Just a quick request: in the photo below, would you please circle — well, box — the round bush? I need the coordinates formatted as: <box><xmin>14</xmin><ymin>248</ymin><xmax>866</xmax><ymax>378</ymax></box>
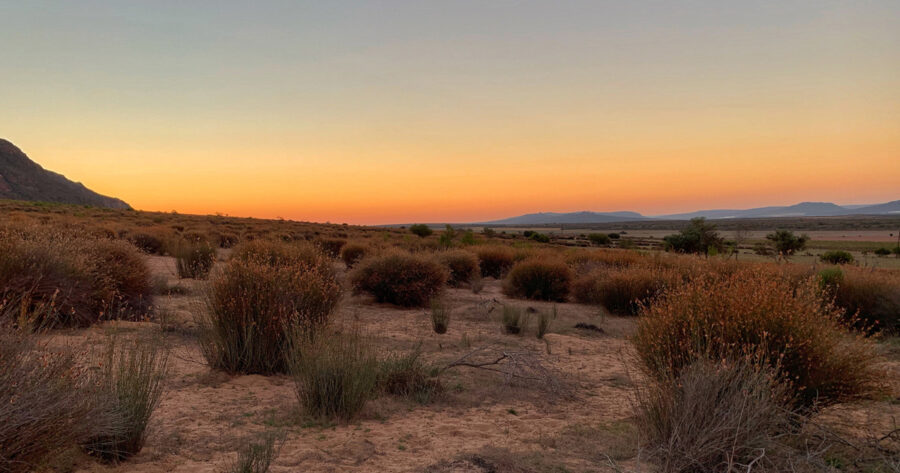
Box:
<box><xmin>350</xmin><ymin>252</ymin><xmax>447</xmax><ymax>307</ymax></box>
<box><xmin>474</xmin><ymin>245</ymin><xmax>516</xmax><ymax>278</ymax></box>
<box><xmin>502</xmin><ymin>258</ymin><xmax>572</xmax><ymax>302</ymax></box>
<box><xmin>202</xmin><ymin>245</ymin><xmax>340</xmax><ymax>374</ymax></box>
<box><xmin>572</xmin><ymin>266</ymin><xmax>678</xmax><ymax>315</ymax></box>
<box><xmin>340</xmin><ymin>242</ymin><xmax>368</xmax><ymax>268</ymax></box>
<box><xmin>821</xmin><ymin>250</ymin><xmax>854</xmax><ymax>265</ymax></box>
<box><xmin>174</xmin><ymin>240</ymin><xmax>216</xmax><ymax>279</ymax></box>
<box><xmin>438</xmin><ymin>250</ymin><xmax>480</xmax><ymax>287</ymax></box>
<box><xmin>634</xmin><ymin>270</ymin><xmax>878</xmax><ymax>406</ymax></box>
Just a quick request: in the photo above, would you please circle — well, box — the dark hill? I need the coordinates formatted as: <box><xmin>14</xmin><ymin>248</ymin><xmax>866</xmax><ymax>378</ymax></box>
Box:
<box><xmin>0</xmin><ymin>139</ymin><xmax>130</xmax><ymax>209</ymax></box>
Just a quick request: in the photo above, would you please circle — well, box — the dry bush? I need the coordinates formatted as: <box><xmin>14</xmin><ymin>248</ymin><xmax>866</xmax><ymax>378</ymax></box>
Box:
<box><xmin>84</xmin><ymin>335</ymin><xmax>168</xmax><ymax>462</ymax></box>
<box><xmin>0</xmin><ymin>326</ymin><xmax>111</xmax><ymax>472</ymax></box>
<box><xmin>438</xmin><ymin>250</ymin><xmax>480</xmax><ymax>287</ymax></box>
<box><xmin>349</xmin><ymin>251</ymin><xmax>447</xmax><ymax>307</ymax></box>
<box><xmin>126</xmin><ymin>230</ymin><xmax>168</xmax><ymax>255</ymax></box>
<box><xmin>224</xmin><ymin>432</ymin><xmax>283</xmax><ymax>473</ymax></box>
<box><xmin>831</xmin><ymin>268</ymin><xmax>900</xmax><ymax>334</ymax></box>
<box><xmin>535</xmin><ymin>306</ymin><xmax>555</xmax><ymax>339</ymax></box>
<box><xmin>637</xmin><ymin>360</ymin><xmax>794</xmax><ymax>473</ymax></box>
<box><xmin>565</xmin><ymin>249</ymin><xmax>643</xmax><ymax>274</ymax></box>
<box><xmin>288</xmin><ymin>330</ymin><xmax>379</xmax><ymax>420</ymax></box>
<box><xmin>340</xmin><ymin>242</ymin><xmax>368</xmax><ymax>268</ymax></box>
<box><xmin>174</xmin><ymin>239</ymin><xmax>216</xmax><ymax>279</ymax></box>
<box><xmin>0</xmin><ymin>230</ymin><xmax>151</xmax><ymax>328</ymax></box>
<box><xmin>316</xmin><ymin>238</ymin><xmax>346</xmax><ymax>259</ymax></box>
<box><xmin>430</xmin><ymin>298</ymin><xmax>451</xmax><ymax>334</ymax></box>
<box><xmin>572</xmin><ymin>265</ymin><xmax>679</xmax><ymax>315</ymax></box>
<box><xmin>202</xmin><ymin>243</ymin><xmax>340</xmax><ymax>374</ymax></box>
<box><xmin>231</xmin><ymin>239</ymin><xmax>324</xmax><ymax>267</ymax></box>
<box><xmin>474</xmin><ymin>245</ymin><xmax>516</xmax><ymax>278</ymax></box>
<box><xmin>634</xmin><ymin>270</ymin><xmax>879</xmax><ymax>406</ymax></box>
<box><xmin>502</xmin><ymin>258</ymin><xmax>572</xmax><ymax>302</ymax></box>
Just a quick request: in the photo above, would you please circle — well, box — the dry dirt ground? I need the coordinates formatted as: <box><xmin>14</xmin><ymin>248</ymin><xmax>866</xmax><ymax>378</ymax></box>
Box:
<box><xmin>44</xmin><ymin>254</ymin><xmax>900</xmax><ymax>473</ymax></box>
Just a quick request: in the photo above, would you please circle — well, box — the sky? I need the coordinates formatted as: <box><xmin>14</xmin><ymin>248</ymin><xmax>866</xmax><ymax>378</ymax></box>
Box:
<box><xmin>1</xmin><ymin>1</ymin><xmax>898</xmax><ymax>225</ymax></box>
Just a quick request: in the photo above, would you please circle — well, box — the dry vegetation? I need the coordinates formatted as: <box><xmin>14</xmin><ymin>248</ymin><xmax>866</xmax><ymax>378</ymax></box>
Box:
<box><xmin>1</xmin><ymin>199</ymin><xmax>899</xmax><ymax>473</ymax></box>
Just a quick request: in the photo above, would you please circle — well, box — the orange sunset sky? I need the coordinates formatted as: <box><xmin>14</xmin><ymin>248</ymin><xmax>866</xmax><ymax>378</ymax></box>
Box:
<box><xmin>1</xmin><ymin>1</ymin><xmax>898</xmax><ymax>225</ymax></box>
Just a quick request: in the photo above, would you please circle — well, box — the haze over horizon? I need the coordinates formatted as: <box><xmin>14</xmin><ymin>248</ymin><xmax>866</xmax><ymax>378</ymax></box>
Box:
<box><xmin>2</xmin><ymin>1</ymin><xmax>899</xmax><ymax>225</ymax></box>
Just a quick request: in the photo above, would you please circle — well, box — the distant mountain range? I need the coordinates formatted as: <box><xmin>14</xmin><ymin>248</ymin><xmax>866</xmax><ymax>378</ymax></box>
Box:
<box><xmin>479</xmin><ymin>200</ymin><xmax>900</xmax><ymax>225</ymax></box>
<box><xmin>0</xmin><ymin>139</ymin><xmax>130</xmax><ymax>209</ymax></box>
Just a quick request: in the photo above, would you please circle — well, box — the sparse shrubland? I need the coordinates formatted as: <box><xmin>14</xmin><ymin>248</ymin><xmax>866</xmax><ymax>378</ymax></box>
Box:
<box><xmin>503</xmin><ymin>258</ymin><xmax>572</xmax><ymax>302</ymax></box>
<box><xmin>201</xmin><ymin>241</ymin><xmax>341</xmax><ymax>374</ymax></box>
<box><xmin>634</xmin><ymin>269</ymin><xmax>879</xmax><ymax>406</ymax></box>
<box><xmin>350</xmin><ymin>251</ymin><xmax>447</xmax><ymax>307</ymax></box>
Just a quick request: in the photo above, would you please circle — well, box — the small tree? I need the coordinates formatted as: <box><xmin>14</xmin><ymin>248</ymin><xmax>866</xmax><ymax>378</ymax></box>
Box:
<box><xmin>765</xmin><ymin>229</ymin><xmax>809</xmax><ymax>257</ymax></box>
<box><xmin>663</xmin><ymin>218</ymin><xmax>724</xmax><ymax>255</ymax></box>
<box><xmin>409</xmin><ymin>224</ymin><xmax>433</xmax><ymax>238</ymax></box>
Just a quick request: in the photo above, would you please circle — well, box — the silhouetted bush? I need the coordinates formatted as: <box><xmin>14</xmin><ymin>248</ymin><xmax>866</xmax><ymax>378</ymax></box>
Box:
<box><xmin>587</xmin><ymin>233</ymin><xmax>611</xmax><ymax>246</ymax></box>
<box><xmin>340</xmin><ymin>242</ymin><xmax>368</xmax><ymax>268</ymax></box>
<box><xmin>409</xmin><ymin>224</ymin><xmax>433</xmax><ymax>238</ymax></box>
<box><xmin>765</xmin><ymin>229</ymin><xmax>809</xmax><ymax>256</ymax></box>
<box><xmin>350</xmin><ymin>252</ymin><xmax>447</xmax><ymax>307</ymax></box>
<box><xmin>663</xmin><ymin>218</ymin><xmax>724</xmax><ymax>255</ymax></box>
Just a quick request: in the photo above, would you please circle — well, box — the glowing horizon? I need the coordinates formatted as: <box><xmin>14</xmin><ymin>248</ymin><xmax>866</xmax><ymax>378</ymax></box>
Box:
<box><xmin>2</xmin><ymin>1</ymin><xmax>898</xmax><ymax>225</ymax></box>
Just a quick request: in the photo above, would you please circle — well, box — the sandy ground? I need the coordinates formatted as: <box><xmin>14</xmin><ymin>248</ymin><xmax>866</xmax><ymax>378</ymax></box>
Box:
<box><xmin>43</xmin><ymin>254</ymin><xmax>900</xmax><ymax>473</ymax></box>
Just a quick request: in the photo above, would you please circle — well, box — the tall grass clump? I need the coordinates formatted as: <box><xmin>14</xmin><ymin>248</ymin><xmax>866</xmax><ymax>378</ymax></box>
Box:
<box><xmin>224</xmin><ymin>432</ymin><xmax>283</xmax><ymax>473</ymax></box>
<box><xmin>288</xmin><ymin>330</ymin><xmax>379</xmax><ymax>420</ymax></box>
<box><xmin>502</xmin><ymin>258</ymin><xmax>572</xmax><ymax>302</ymax></box>
<box><xmin>535</xmin><ymin>306</ymin><xmax>556</xmax><ymax>339</ymax></box>
<box><xmin>572</xmin><ymin>266</ymin><xmax>679</xmax><ymax>315</ymax></box>
<box><xmin>429</xmin><ymin>298</ymin><xmax>451</xmax><ymax>334</ymax></box>
<box><xmin>84</xmin><ymin>336</ymin><xmax>168</xmax><ymax>462</ymax></box>
<box><xmin>201</xmin><ymin>241</ymin><xmax>340</xmax><ymax>374</ymax></box>
<box><xmin>830</xmin><ymin>268</ymin><xmax>900</xmax><ymax>334</ymax></box>
<box><xmin>349</xmin><ymin>252</ymin><xmax>447</xmax><ymax>307</ymax></box>
<box><xmin>340</xmin><ymin>242</ymin><xmax>368</xmax><ymax>268</ymax></box>
<box><xmin>501</xmin><ymin>305</ymin><xmax>527</xmax><ymax>335</ymax></box>
<box><xmin>634</xmin><ymin>270</ymin><xmax>879</xmax><ymax>406</ymax></box>
<box><xmin>438</xmin><ymin>250</ymin><xmax>480</xmax><ymax>287</ymax></box>
<box><xmin>378</xmin><ymin>347</ymin><xmax>442</xmax><ymax>403</ymax></box>
<box><xmin>0</xmin><ymin>325</ymin><xmax>110</xmax><ymax>472</ymax></box>
<box><xmin>0</xmin><ymin>230</ymin><xmax>151</xmax><ymax>328</ymax></box>
<box><xmin>636</xmin><ymin>360</ymin><xmax>793</xmax><ymax>473</ymax></box>
<box><xmin>174</xmin><ymin>239</ymin><xmax>216</xmax><ymax>279</ymax></box>
<box><xmin>474</xmin><ymin>245</ymin><xmax>516</xmax><ymax>278</ymax></box>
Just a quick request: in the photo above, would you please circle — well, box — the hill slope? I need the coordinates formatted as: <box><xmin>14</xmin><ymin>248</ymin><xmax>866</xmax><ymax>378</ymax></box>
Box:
<box><xmin>0</xmin><ymin>139</ymin><xmax>130</xmax><ymax>209</ymax></box>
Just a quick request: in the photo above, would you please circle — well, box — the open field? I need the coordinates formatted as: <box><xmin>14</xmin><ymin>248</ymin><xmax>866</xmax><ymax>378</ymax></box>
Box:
<box><xmin>3</xmin><ymin>202</ymin><xmax>900</xmax><ymax>473</ymax></box>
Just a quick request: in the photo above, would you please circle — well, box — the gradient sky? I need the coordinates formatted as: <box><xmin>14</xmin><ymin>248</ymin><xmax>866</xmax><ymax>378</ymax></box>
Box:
<box><xmin>1</xmin><ymin>1</ymin><xmax>898</xmax><ymax>224</ymax></box>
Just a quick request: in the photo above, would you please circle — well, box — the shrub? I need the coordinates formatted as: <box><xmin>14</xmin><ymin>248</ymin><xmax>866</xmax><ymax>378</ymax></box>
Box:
<box><xmin>608</xmin><ymin>233</ymin><xmax>621</xmax><ymax>240</ymax></box>
<box><xmin>378</xmin><ymin>347</ymin><xmax>442</xmax><ymax>403</ymax></box>
<box><xmin>409</xmin><ymin>224</ymin><xmax>433</xmax><ymax>238</ymax></box>
<box><xmin>663</xmin><ymin>218</ymin><xmax>724</xmax><ymax>255</ymax></box>
<box><xmin>529</xmin><ymin>232</ymin><xmax>550</xmax><ymax>243</ymax></box>
<box><xmin>587</xmin><ymin>233</ymin><xmax>611</xmax><ymax>246</ymax></box>
<box><xmin>289</xmin><ymin>330</ymin><xmax>379</xmax><ymax>420</ymax></box>
<box><xmin>0</xmin><ymin>327</ymin><xmax>109</xmax><ymax>472</ymax></box>
<box><xmin>821</xmin><ymin>250</ymin><xmax>854</xmax><ymax>264</ymax></box>
<box><xmin>637</xmin><ymin>360</ymin><xmax>791</xmax><ymax>473</ymax></box>
<box><xmin>831</xmin><ymin>269</ymin><xmax>900</xmax><ymax>334</ymax></box>
<box><xmin>0</xmin><ymin>232</ymin><xmax>151</xmax><ymax>328</ymax></box>
<box><xmin>174</xmin><ymin>240</ymin><xmax>216</xmax><ymax>279</ymax></box>
<box><xmin>231</xmin><ymin>239</ymin><xmax>323</xmax><ymax>267</ymax></box>
<box><xmin>502</xmin><ymin>258</ymin><xmax>572</xmax><ymax>302</ymax></box>
<box><xmin>430</xmin><ymin>299</ymin><xmax>451</xmax><ymax>334</ymax></box>
<box><xmin>84</xmin><ymin>336</ymin><xmax>168</xmax><ymax>461</ymax></box>
<box><xmin>201</xmin><ymin>244</ymin><xmax>340</xmax><ymax>374</ymax></box>
<box><xmin>565</xmin><ymin>249</ymin><xmax>642</xmax><ymax>274</ymax></box>
<box><xmin>474</xmin><ymin>245</ymin><xmax>516</xmax><ymax>278</ymax></box>
<box><xmin>501</xmin><ymin>305</ymin><xmax>527</xmax><ymax>335</ymax></box>
<box><xmin>874</xmin><ymin>247</ymin><xmax>891</xmax><ymax>256</ymax></box>
<box><xmin>765</xmin><ymin>229</ymin><xmax>809</xmax><ymax>256</ymax></box>
<box><xmin>817</xmin><ymin>267</ymin><xmax>844</xmax><ymax>289</ymax></box>
<box><xmin>634</xmin><ymin>270</ymin><xmax>878</xmax><ymax>406</ymax></box>
<box><xmin>316</xmin><ymin>238</ymin><xmax>346</xmax><ymax>259</ymax></box>
<box><xmin>340</xmin><ymin>242</ymin><xmax>368</xmax><ymax>268</ymax></box>
<box><xmin>349</xmin><ymin>252</ymin><xmax>447</xmax><ymax>307</ymax></box>
<box><xmin>438</xmin><ymin>250</ymin><xmax>480</xmax><ymax>287</ymax></box>
<box><xmin>127</xmin><ymin>231</ymin><xmax>166</xmax><ymax>255</ymax></box>
<box><xmin>572</xmin><ymin>266</ymin><xmax>678</xmax><ymax>315</ymax></box>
